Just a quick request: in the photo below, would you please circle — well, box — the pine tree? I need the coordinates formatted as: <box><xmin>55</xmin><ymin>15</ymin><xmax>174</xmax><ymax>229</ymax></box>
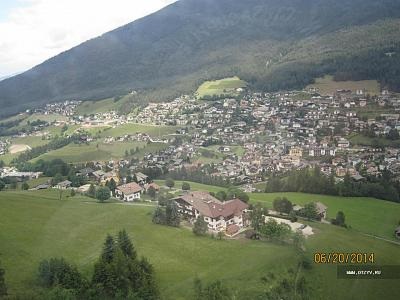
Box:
<box><xmin>166</xmin><ymin>201</ymin><xmax>180</xmax><ymax>227</ymax></box>
<box><xmin>101</xmin><ymin>235</ymin><xmax>116</xmax><ymax>263</ymax></box>
<box><xmin>152</xmin><ymin>206</ymin><xmax>166</xmax><ymax>225</ymax></box>
<box><xmin>137</xmin><ymin>257</ymin><xmax>159</xmax><ymax>300</ymax></box>
<box><xmin>109</xmin><ymin>178</ymin><xmax>117</xmax><ymax>195</ymax></box>
<box><xmin>118</xmin><ymin>229</ymin><xmax>136</xmax><ymax>260</ymax></box>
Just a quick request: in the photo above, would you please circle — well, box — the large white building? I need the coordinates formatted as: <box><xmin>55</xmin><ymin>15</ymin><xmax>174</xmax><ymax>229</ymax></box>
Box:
<box><xmin>174</xmin><ymin>191</ymin><xmax>249</xmax><ymax>234</ymax></box>
<box><xmin>115</xmin><ymin>182</ymin><xmax>142</xmax><ymax>201</ymax></box>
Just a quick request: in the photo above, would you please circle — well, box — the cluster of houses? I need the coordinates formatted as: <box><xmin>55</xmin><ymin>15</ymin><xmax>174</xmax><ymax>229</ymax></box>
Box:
<box><xmin>123</xmin><ymin>88</ymin><xmax>400</xmax><ymax>186</ymax></box>
<box><xmin>0</xmin><ymin>139</ymin><xmax>9</xmax><ymax>155</ymax></box>
<box><xmin>32</xmin><ymin>100</ymin><xmax>82</xmax><ymax>116</ymax></box>
<box><xmin>0</xmin><ymin>167</ymin><xmax>42</xmax><ymax>181</ymax></box>
<box><xmin>4</xmin><ymin>86</ymin><xmax>400</xmax><ymax>193</ymax></box>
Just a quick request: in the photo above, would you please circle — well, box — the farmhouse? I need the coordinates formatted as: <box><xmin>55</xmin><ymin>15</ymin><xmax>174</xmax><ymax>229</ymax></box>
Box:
<box><xmin>56</xmin><ymin>180</ymin><xmax>72</xmax><ymax>190</ymax></box>
<box><xmin>116</xmin><ymin>182</ymin><xmax>143</xmax><ymax>201</ymax></box>
<box><xmin>174</xmin><ymin>191</ymin><xmax>249</xmax><ymax>233</ymax></box>
<box><xmin>135</xmin><ymin>172</ymin><xmax>149</xmax><ymax>185</ymax></box>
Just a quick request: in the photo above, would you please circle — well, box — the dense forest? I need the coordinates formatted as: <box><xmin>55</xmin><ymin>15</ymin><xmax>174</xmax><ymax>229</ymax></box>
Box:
<box><xmin>249</xmin><ymin>44</ymin><xmax>400</xmax><ymax>92</ymax></box>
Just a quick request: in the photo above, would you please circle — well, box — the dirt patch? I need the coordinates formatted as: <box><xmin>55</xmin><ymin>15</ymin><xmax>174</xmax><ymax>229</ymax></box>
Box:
<box><xmin>9</xmin><ymin>144</ymin><xmax>31</xmax><ymax>154</ymax></box>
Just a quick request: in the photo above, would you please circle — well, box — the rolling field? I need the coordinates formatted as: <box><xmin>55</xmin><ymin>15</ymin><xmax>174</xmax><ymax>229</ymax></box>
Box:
<box><xmin>0</xmin><ymin>136</ymin><xmax>51</xmax><ymax>165</ymax></box>
<box><xmin>348</xmin><ymin>133</ymin><xmax>400</xmax><ymax>147</ymax></box>
<box><xmin>196</xmin><ymin>76</ymin><xmax>247</xmax><ymax>99</ymax></box>
<box><xmin>21</xmin><ymin>113</ymin><xmax>68</xmax><ymax>125</ymax></box>
<box><xmin>157</xmin><ymin>181</ymin><xmax>400</xmax><ymax>241</ymax></box>
<box><xmin>0</xmin><ymin>190</ymin><xmax>299</xmax><ymax>299</ymax></box>
<box><xmin>31</xmin><ymin>141</ymin><xmax>147</xmax><ymax>163</ymax></box>
<box><xmin>307</xmin><ymin>75</ymin><xmax>380</xmax><ymax>96</ymax></box>
<box><xmin>251</xmin><ymin>192</ymin><xmax>400</xmax><ymax>241</ymax></box>
<box><xmin>75</xmin><ymin>98</ymin><xmax>118</xmax><ymax>115</ymax></box>
<box><xmin>0</xmin><ymin>190</ymin><xmax>399</xmax><ymax>299</ymax></box>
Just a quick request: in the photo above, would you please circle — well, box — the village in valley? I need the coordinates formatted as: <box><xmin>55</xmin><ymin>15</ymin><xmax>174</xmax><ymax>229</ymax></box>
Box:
<box><xmin>1</xmin><ymin>77</ymin><xmax>400</xmax><ymax>239</ymax></box>
<box><xmin>0</xmin><ymin>78</ymin><xmax>400</xmax><ymax>300</ymax></box>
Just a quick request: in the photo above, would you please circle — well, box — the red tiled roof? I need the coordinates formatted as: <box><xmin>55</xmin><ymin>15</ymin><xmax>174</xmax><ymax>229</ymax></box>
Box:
<box><xmin>146</xmin><ymin>183</ymin><xmax>160</xmax><ymax>191</ymax></box>
<box><xmin>176</xmin><ymin>191</ymin><xmax>248</xmax><ymax>219</ymax></box>
<box><xmin>117</xmin><ymin>182</ymin><xmax>142</xmax><ymax>195</ymax></box>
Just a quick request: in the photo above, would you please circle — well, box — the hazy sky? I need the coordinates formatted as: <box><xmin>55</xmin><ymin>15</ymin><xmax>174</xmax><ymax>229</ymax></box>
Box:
<box><xmin>0</xmin><ymin>0</ymin><xmax>177</xmax><ymax>77</ymax></box>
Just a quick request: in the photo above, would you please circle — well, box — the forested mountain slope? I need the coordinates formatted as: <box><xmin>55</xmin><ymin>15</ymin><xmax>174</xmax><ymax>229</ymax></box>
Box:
<box><xmin>1</xmin><ymin>0</ymin><xmax>400</xmax><ymax>116</ymax></box>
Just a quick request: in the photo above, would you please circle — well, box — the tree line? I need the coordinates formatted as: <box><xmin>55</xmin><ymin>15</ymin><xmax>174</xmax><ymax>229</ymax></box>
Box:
<box><xmin>12</xmin><ymin>135</ymin><xmax>81</xmax><ymax>165</ymax></box>
<box><xmin>265</xmin><ymin>167</ymin><xmax>400</xmax><ymax>202</ymax></box>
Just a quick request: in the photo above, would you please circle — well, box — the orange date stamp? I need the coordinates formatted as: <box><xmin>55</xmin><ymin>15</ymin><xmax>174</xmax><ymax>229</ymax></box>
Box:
<box><xmin>314</xmin><ymin>252</ymin><xmax>375</xmax><ymax>264</ymax></box>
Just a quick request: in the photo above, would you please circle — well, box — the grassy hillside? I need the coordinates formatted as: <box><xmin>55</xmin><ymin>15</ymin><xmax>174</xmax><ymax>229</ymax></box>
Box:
<box><xmin>156</xmin><ymin>180</ymin><xmax>400</xmax><ymax>241</ymax></box>
<box><xmin>30</xmin><ymin>141</ymin><xmax>155</xmax><ymax>163</ymax></box>
<box><xmin>0</xmin><ymin>190</ymin><xmax>399</xmax><ymax>299</ymax></box>
<box><xmin>250</xmin><ymin>192</ymin><xmax>400</xmax><ymax>241</ymax></box>
<box><xmin>0</xmin><ymin>190</ymin><xmax>298</xmax><ymax>299</ymax></box>
<box><xmin>196</xmin><ymin>77</ymin><xmax>246</xmax><ymax>99</ymax></box>
<box><xmin>307</xmin><ymin>75</ymin><xmax>380</xmax><ymax>96</ymax></box>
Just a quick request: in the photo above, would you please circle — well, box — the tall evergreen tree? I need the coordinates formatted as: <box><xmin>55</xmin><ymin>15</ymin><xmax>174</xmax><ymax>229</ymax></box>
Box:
<box><xmin>166</xmin><ymin>201</ymin><xmax>180</xmax><ymax>227</ymax></box>
<box><xmin>101</xmin><ymin>235</ymin><xmax>116</xmax><ymax>263</ymax></box>
<box><xmin>118</xmin><ymin>229</ymin><xmax>136</xmax><ymax>260</ymax></box>
<box><xmin>152</xmin><ymin>206</ymin><xmax>166</xmax><ymax>225</ymax></box>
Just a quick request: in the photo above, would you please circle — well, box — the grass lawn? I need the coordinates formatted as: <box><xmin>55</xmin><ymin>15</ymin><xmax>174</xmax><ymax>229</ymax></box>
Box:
<box><xmin>353</xmin><ymin>103</ymin><xmax>394</xmax><ymax>119</ymax></box>
<box><xmin>196</xmin><ymin>77</ymin><xmax>247</xmax><ymax>99</ymax></box>
<box><xmin>304</xmin><ymin>222</ymin><xmax>400</xmax><ymax>300</ymax></box>
<box><xmin>75</xmin><ymin>98</ymin><xmax>118</xmax><ymax>115</ymax></box>
<box><xmin>251</xmin><ymin>192</ymin><xmax>400</xmax><ymax>241</ymax></box>
<box><xmin>155</xmin><ymin>181</ymin><xmax>400</xmax><ymax>241</ymax></box>
<box><xmin>12</xmin><ymin>135</ymin><xmax>50</xmax><ymax>148</ymax></box>
<box><xmin>100</xmin><ymin>123</ymin><xmax>177</xmax><ymax>138</ymax></box>
<box><xmin>21</xmin><ymin>114</ymin><xmax>68</xmax><ymax>125</ymax></box>
<box><xmin>0</xmin><ymin>190</ymin><xmax>299</xmax><ymax>300</ymax></box>
<box><xmin>0</xmin><ymin>152</ymin><xmax>16</xmax><ymax>165</ymax></box>
<box><xmin>207</xmin><ymin>145</ymin><xmax>246</xmax><ymax>157</ymax></box>
<box><xmin>307</xmin><ymin>75</ymin><xmax>380</xmax><ymax>96</ymax></box>
<box><xmin>31</xmin><ymin>141</ymin><xmax>148</xmax><ymax>163</ymax></box>
<box><xmin>348</xmin><ymin>133</ymin><xmax>400</xmax><ymax>147</ymax></box>
<box><xmin>0</xmin><ymin>190</ymin><xmax>399</xmax><ymax>299</ymax></box>
<box><xmin>155</xmin><ymin>180</ymin><xmax>224</xmax><ymax>194</ymax></box>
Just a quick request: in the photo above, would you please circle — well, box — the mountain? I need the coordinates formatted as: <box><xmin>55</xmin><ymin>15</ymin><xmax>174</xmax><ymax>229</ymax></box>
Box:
<box><xmin>1</xmin><ymin>0</ymin><xmax>400</xmax><ymax>117</ymax></box>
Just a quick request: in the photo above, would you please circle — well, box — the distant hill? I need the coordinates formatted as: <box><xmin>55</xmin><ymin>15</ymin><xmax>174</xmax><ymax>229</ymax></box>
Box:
<box><xmin>1</xmin><ymin>0</ymin><xmax>400</xmax><ymax>117</ymax></box>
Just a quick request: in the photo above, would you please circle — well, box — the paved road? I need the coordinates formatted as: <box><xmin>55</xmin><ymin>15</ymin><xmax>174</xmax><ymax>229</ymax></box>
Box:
<box><xmin>82</xmin><ymin>201</ymin><xmax>157</xmax><ymax>207</ymax></box>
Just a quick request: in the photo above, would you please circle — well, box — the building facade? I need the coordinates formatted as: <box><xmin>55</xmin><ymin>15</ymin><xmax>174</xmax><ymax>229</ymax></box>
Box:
<box><xmin>174</xmin><ymin>191</ymin><xmax>249</xmax><ymax>233</ymax></box>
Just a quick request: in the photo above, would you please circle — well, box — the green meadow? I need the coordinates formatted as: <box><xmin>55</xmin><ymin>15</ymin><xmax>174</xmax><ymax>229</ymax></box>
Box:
<box><xmin>0</xmin><ymin>190</ymin><xmax>298</xmax><ymax>299</ymax></box>
<box><xmin>0</xmin><ymin>189</ymin><xmax>399</xmax><ymax>299</ymax></box>
<box><xmin>307</xmin><ymin>75</ymin><xmax>380</xmax><ymax>96</ymax></box>
<box><xmin>348</xmin><ymin>133</ymin><xmax>400</xmax><ymax>147</ymax></box>
<box><xmin>196</xmin><ymin>77</ymin><xmax>247</xmax><ymax>99</ymax></box>
<box><xmin>156</xmin><ymin>181</ymin><xmax>400</xmax><ymax>241</ymax></box>
<box><xmin>30</xmin><ymin>141</ymin><xmax>148</xmax><ymax>163</ymax></box>
<box><xmin>75</xmin><ymin>98</ymin><xmax>119</xmax><ymax>115</ymax></box>
<box><xmin>250</xmin><ymin>192</ymin><xmax>400</xmax><ymax>241</ymax></box>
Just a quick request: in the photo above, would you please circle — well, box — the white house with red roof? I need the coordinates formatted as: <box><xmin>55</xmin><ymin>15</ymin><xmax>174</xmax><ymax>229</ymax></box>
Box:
<box><xmin>115</xmin><ymin>182</ymin><xmax>143</xmax><ymax>201</ymax></box>
<box><xmin>174</xmin><ymin>191</ymin><xmax>249</xmax><ymax>233</ymax></box>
